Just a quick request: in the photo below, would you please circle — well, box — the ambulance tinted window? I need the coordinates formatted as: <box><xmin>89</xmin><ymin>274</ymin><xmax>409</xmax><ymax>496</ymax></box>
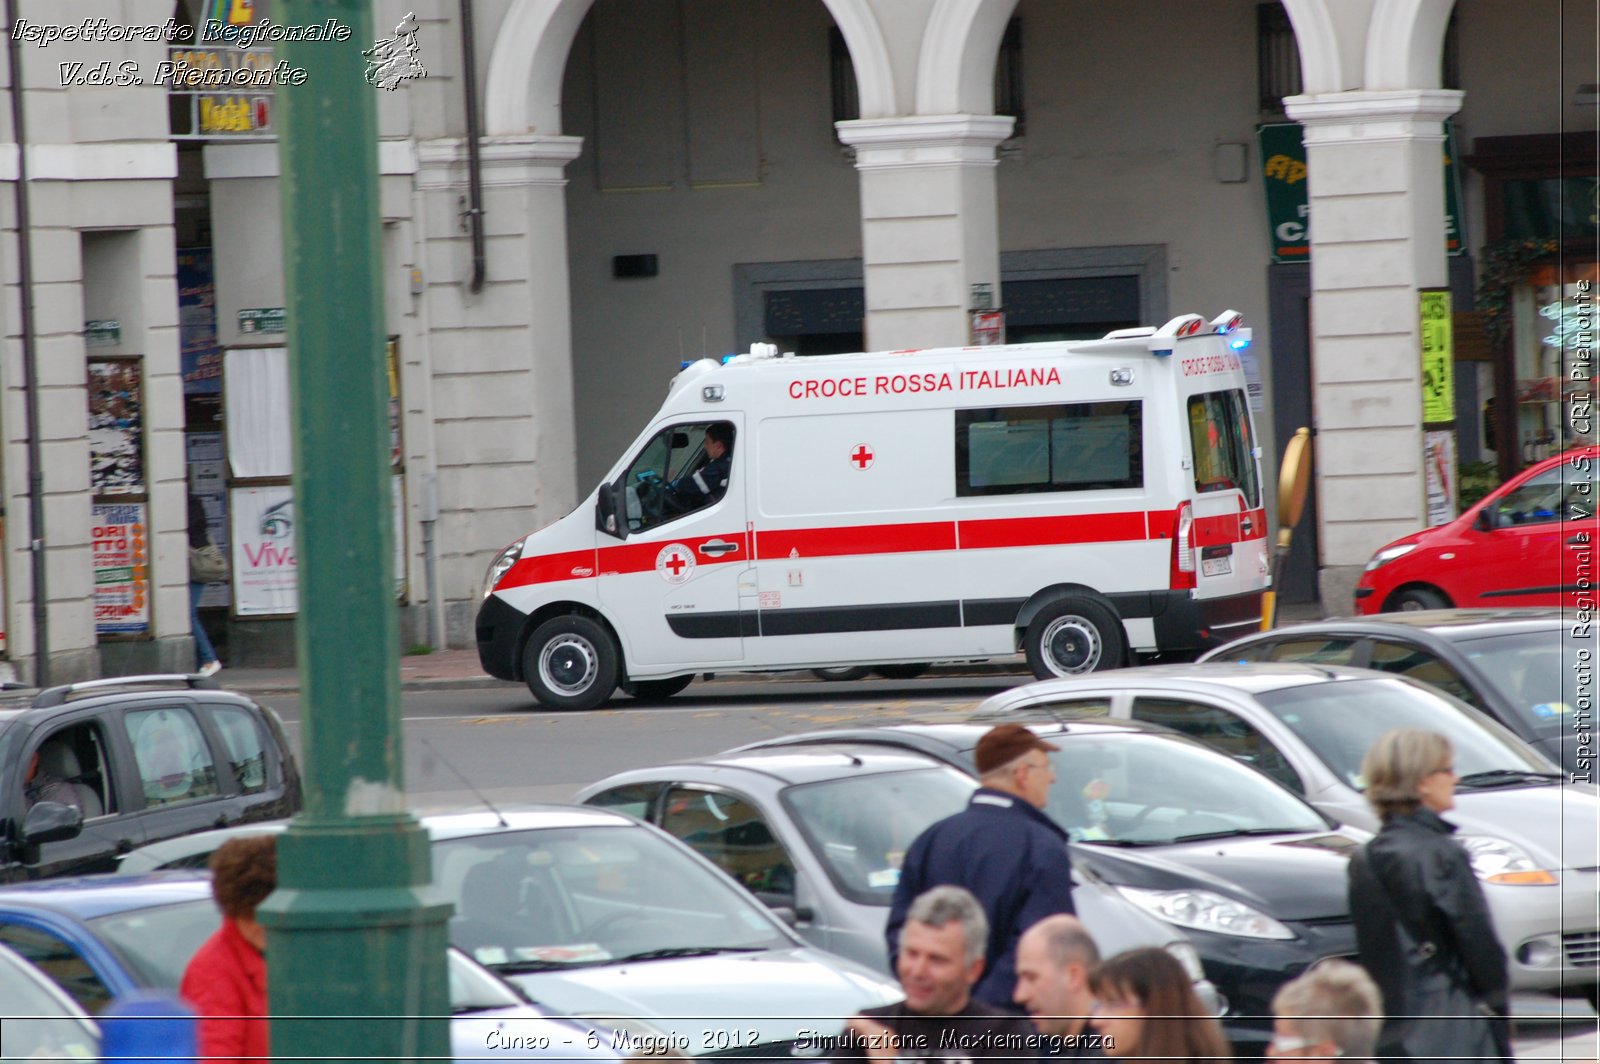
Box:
<box><xmin>955</xmin><ymin>402</ymin><xmax>1142</xmax><ymax>496</ymax></box>
<box><xmin>1187</xmin><ymin>389</ymin><xmax>1260</xmax><ymax>508</ymax></box>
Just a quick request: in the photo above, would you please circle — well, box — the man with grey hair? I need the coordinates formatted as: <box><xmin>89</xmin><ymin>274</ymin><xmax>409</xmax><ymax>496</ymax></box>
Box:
<box><xmin>887</xmin><ymin>724</ymin><xmax>1076</xmax><ymax>1007</ymax></box>
<box><xmin>834</xmin><ymin>886</ymin><xmax>1038</xmax><ymax>1064</ymax></box>
<box><xmin>1268</xmin><ymin>959</ymin><xmax>1383</xmax><ymax>1062</ymax></box>
<box><xmin>1012</xmin><ymin>915</ymin><xmax>1103</xmax><ymax>1057</ymax></box>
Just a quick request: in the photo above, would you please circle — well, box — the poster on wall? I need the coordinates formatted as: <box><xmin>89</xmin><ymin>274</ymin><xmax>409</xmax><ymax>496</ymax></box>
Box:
<box><xmin>93</xmin><ymin>502</ymin><xmax>151</xmax><ymax>635</ymax></box>
<box><xmin>88</xmin><ymin>359</ymin><xmax>145</xmax><ymax>495</ymax></box>
<box><xmin>186</xmin><ymin>432</ymin><xmax>231</xmax><ymax>609</ymax></box>
<box><xmin>230</xmin><ymin>486</ymin><xmax>297</xmax><ymax>616</ymax></box>
<box><xmin>225</xmin><ymin>347</ymin><xmax>292</xmax><ymax>478</ymax></box>
<box><xmin>178</xmin><ymin>249</ymin><xmax>222</xmax><ymax>396</ymax></box>
<box><xmin>1424</xmin><ymin>430</ymin><xmax>1457</xmax><ymax>527</ymax></box>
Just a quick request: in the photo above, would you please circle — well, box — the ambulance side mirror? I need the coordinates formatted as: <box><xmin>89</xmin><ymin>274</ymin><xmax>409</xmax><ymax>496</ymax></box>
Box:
<box><xmin>596</xmin><ymin>483</ymin><xmax>627</xmax><ymax>539</ymax></box>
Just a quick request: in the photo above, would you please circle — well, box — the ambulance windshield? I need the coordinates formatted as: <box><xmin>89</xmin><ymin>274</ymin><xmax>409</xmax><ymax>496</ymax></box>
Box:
<box><xmin>1187</xmin><ymin>389</ymin><xmax>1260</xmax><ymax>508</ymax></box>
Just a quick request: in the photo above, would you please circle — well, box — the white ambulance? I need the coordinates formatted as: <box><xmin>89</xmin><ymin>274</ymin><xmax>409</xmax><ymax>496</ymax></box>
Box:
<box><xmin>478</xmin><ymin>311</ymin><xmax>1270</xmax><ymax>710</ymax></box>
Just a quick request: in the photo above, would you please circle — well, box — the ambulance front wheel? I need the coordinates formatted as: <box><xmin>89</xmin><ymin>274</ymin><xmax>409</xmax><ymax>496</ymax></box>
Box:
<box><xmin>1024</xmin><ymin>596</ymin><xmax>1127</xmax><ymax>679</ymax></box>
<box><xmin>522</xmin><ymin>615</ymin><xmax>620</xmax><ymax>711</ymax></box>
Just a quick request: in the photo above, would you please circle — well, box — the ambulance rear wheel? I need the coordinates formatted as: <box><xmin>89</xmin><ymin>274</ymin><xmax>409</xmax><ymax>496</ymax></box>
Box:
<box><xmin>1024</xmin><ymin>596</ymin><xmax>1126</xmax><ymax>679</ymax></box>
<box><xmin>811</xmin><ymin>667</ymin><xmax>872</xmax><ymax>681</ymax></box>
<box><xmin>622</xmin><ymin>675</ymin><xmax>694</xmax><ymax>701</ymax></box>
<box><xmin>874</xmin><ymin>663</ymin><xmax>930</xmax><ymax>680</ymax></box>
<box><xmin>523</xmin><ymin>616</ymin><xmax>619</xmax><ymax>711</ymax></box>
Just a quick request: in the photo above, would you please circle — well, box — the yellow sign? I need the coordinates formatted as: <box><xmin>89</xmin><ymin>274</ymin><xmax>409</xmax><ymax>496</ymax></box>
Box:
<box><xmin>1419</xmin><ymin>289</ymin><xmax>1454</xmax><ymax>424</ymax></box>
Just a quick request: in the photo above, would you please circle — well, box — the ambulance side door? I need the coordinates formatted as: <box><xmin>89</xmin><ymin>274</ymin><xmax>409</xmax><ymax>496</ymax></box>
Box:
<box><xmin>597</xmin><ymin>416</ymin><xmax>750</xmax><ymax>668</ymax></box>
<box><xmin>1182</xmin><ymin>384</ymin><xmax>1269</xmax><ymax>601</ymax></box>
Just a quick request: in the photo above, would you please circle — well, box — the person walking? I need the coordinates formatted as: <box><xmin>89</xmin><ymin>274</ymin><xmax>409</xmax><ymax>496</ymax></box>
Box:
<box><xmin>187</xmin><ymin>494</ymin><xmax>223</xmax><ymax>677</ymax></box>
<box><xmin>1267</xmin><ymin>959</ymin><xmax>1383</xmax><ymax>1062</ymax></box>
<box><xmin>834</xmin><ymin>886</ymin><xmax>1037</xmax><ymax>1064</ymax></box>
<box><xmin>886</xmin><ymin>723</ymin><xmax>1075</xmax><ymax>1007</ymax></box>
<box><xmin>1347</xmin><ymin>728</ymin><xmax>1512</xmax><ymax>1064</ymax></box>
<box><xmin>180</xmin><ymin>835</ymin><xmax>276</xmax><ymax>1064</ymax></box>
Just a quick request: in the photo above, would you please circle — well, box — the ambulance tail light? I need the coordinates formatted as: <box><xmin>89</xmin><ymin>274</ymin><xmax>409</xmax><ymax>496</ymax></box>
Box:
<box><xmin>1171</xmin><ymin>504</ymin><xmax>1197</xmax><ymax>590</ymax></box>
<box><xmin>1210</xmin><ymin>310</ymin><xmax>1246</xmax><ymax>334</ymax></box>
<box><xmin>1149</xmin><ymin>313</ymin><xmax>1207</xmax><ymax>356</ymax></box>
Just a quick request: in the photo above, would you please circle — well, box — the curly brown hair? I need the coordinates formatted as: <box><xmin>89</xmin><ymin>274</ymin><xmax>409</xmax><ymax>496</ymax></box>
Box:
<box><xmin>210</xmin><ymin>835</ymin><xmax>277</xmax><ymax>918</ymax></box>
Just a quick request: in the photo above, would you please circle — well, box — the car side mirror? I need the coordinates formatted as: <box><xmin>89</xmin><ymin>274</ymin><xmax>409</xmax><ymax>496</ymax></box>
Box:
<box><xmin>596</xmin><ymin>483</ymin><xmax>627</xmax><ymax>539</ymax></box>
<box><xmin>670</xmin><ymin>431</ymin><xmax>690</xmax><ymax>448</ymax></box>
<box><xmin>1474</xmin><ymin>508</ymin><xmax>1499</xmax><ymax>532</ymax></box>
<box><xmin>755</xmin><ymin>890</ymin><xmax>812</xmax><ymax>926</ymax></box>
<box><xmin>22</xmin><ymin>801</ymin><xmax>83</xmax><ymax>847</ymax></box>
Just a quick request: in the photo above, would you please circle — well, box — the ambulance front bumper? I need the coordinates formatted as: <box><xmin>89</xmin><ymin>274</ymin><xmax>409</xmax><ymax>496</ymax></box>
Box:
<box><xmin>1148</xmin><ymin>589</ymin><xmax>1264</xmax><ymax>656</ymax></box>
<box><xmin>475</xmin><ymin>595</ymin><xmax>527</xmax><ymax>681</ymax></box>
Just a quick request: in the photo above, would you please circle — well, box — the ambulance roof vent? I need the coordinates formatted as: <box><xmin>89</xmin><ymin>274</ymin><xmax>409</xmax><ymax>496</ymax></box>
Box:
<box><xmin>748</xmin><ymin>342</ymin><xmax>780</xmax><ymax>359</ymax></box>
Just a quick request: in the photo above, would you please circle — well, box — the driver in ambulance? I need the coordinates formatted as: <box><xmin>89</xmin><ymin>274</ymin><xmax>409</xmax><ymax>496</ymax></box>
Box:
<box><xmin>664</xmin><ymin>421</ymin><xmax>733</xmax><ymax>514</ymax></box>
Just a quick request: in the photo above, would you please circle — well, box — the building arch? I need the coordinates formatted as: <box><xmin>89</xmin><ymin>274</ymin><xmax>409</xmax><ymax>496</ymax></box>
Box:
<box><xmin>1365</xmin><ymin>0</ymin><xmax>1454</xmax><ymax>90</ymax></box>
<box><xmin>1282</xmin><ymin>0</ymin><xmax>1365</xmax><ymax>94</ymax></box>
<box><xmin>915</xmin><ymin>0</ymin><xmax>1018</xmax><ymax>116</ymax></box>
<box><xmin>483</xmin><ymin>0</ymin><xmax>595</xmax><ymax>135</ymax></box>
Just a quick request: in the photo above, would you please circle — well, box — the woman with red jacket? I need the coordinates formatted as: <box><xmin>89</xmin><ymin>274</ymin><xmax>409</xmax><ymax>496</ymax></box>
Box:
<box><xmin>180</xmin><ymin>835</ymin><xmax>276</xmax><ymax>1064</ymax></box>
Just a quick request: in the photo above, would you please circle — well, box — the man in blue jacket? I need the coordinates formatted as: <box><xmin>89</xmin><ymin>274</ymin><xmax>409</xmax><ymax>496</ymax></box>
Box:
<box><xmin>886</xmin><ymin>723</ymin><xmax>1076</xmax><ymax>1008</ymax></box>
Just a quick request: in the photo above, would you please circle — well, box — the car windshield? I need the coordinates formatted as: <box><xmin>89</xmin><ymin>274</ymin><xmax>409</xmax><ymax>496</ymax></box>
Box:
<box><xmin>1037</xmin><ymin>733</ymin><xmax>1327</xmax><ymax>845</ymax></box>
<box><xmin>1255</xmin><ymin>679</ymin><xmax>1552</xmax><ymax>790</ymax></box>
<box><xmin>1452</xmin><ymin>629</ymin><xmax>1582</xmax><ymax>739</ymax></box>
<box><xmin>433</xmin><ymin>825</ymin><xmax>792</xmax><ymax>973</ymax></box>
<box><xmin>89</xmin><ymin>898</ymin><xmax>221</xmax><ymax>989</ymax></box>
<box><xmin>782</xmin><ymin>767</ymin><xmax>976</xmax><ymax>905</ymax></box>
<box><xmin>0</xmin><ymin>946</ymin><xmax>98</xmax><ymax>1060</ymax></box>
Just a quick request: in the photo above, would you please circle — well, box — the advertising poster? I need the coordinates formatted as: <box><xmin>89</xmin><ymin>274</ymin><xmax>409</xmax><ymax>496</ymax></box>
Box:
<box><xmin>1424</xmin><ymin>430</ymin><xmax>1457</xmax><ymax>527</ymax></box>
<box><xmin>88</xmin><ymin>359</ymin><xmax>145</xmax><ymax>495</ymax></box>
<box><xmin>93</xmin><ymin>503</ymin><xmax>151</xmax><ymax>635</ymax></box>
<box><xmin>230</xmin><ymin>486</ymin><xmax>297</xmax><ymax>616</ymax></box>
<box><xmin>1419</xmin><ymin>289</ymin><xmax>1455</xmax><ymax>425</ymax></box>
<box><xmin>186</xmin><ymin>432</ymin><xmax>231</xmax><ymax>609</ymax></box>
<box><xmin>178</xmin><ymin>249</ymin><xmax>222</xmax><ymax>395</ymax></box>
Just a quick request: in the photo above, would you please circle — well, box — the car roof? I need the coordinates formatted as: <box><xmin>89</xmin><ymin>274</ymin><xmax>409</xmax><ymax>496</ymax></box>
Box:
<box><xmin>0</xmin><ymin>872</ymin><xmax>214</xmax><ymax>918</ymax></box>
<box><xmin>740</xmin><ymin>718</ymin><xmax>1164</xmax><ymax>768</ymax></box>
<box><xmin>976</xmin><ymin>662</ymin><xmax>1403</xmax><ymax>715</ymax></box>
<box><xmin>1227</xmin><ymin>608</ymin><xmax>1566</xmax><ymax>641</ymax></box>
<box><xmin>613</xmin><ymin>743</ymin><xmax>962</xmax><ymax>786</ymax></box>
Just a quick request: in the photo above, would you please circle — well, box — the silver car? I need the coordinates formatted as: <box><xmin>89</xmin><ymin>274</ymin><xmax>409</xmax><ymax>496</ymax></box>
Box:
<box><xmin>571</xmin><ymin>744</ymin><xmax>1215</xmax><ymax>1001</ymax></box>
<box><xmin>974</xmin><ymin>662</ymin><xmax>1600</xmax><ymax>1004</ymax></box>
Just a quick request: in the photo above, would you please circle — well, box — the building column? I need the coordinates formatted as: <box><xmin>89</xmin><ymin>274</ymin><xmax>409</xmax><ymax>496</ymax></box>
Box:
<box><xmin>1284</xmin><ymin>89</ymin><xmax>1462</xmax><ymax>610</ymax></box>
<box><xmin>414</xmin><ymin>134</ymin><xmax>582</xmax><ymax>646</ymax></box>
<box><xmin>836</xmin><ymin>115</ymin><xmax>1013</xmax><ymax>351</ymax></box>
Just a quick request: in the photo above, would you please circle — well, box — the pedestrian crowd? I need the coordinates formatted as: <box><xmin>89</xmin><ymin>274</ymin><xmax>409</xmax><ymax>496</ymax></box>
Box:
<box><xmin>168</xmin><ymin>723</ymin><xmax>1515</xmax><ymax>1064</ymax></box>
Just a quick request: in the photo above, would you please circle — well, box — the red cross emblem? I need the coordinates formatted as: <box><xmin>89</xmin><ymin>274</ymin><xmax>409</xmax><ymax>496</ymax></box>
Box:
<box><xmin>655</xmin><ymin>543</ymin><xmax>695</xmax><ymax>584</ymax></box>
<box><xmin>851</xmin><ymin>444</ymin><xmax>874</xmax><ymax>470</ymax></box>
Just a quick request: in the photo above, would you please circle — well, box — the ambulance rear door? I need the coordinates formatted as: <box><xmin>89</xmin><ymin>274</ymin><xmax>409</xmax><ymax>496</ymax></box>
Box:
<box><xmin>597</xmin><ymin>415</ymin><xmax>750</xmax><ymax>669</ymax></box>
<box><xmin>1179</xmin><ymin>364</ymin><xmax>1270</xmax><ymax>603</ymax></box>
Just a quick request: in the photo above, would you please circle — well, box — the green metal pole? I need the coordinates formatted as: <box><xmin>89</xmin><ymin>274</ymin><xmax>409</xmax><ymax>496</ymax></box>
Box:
<box><xmin>257</xmin><ymin>3</ymin><xmax>450</xmax><ymax>1061</ymax></box>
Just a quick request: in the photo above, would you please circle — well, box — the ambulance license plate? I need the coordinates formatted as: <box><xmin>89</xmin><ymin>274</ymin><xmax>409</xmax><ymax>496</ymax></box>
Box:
<box><xmin>1202</xmin><ymin>555</ymin><xmax>1232</xmax><ymax>577</ymax></box>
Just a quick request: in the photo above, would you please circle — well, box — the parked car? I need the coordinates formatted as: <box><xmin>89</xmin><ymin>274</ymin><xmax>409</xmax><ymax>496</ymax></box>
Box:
<box><xmin>0</xmin><ymin>870</ymin><xmax>632</xmax><ymax>1062</ymax></box>
<box><xmin>112</xmin><ymin>807</ymin><xmax>903</xmax><ymax>1057</ymax></box>
<box><xmin>735</xmin><ymin>720</ymin><xmax>1366</xmax><ymax>1053</ymax></box>
<box><xmin>1354</xmin><ymin>445</ymin><xmax>1599</xmax><ymax>612</ymax></box>
<box><xmin>1200</xmin><ymin>608</ymin><xmax>1590</xmax><ymax>772</ymax></box>
<box><xmin>0</xmin><ymin>938</ymin><xmax>99</xmax><ymax>1060</ymax></box>
<box><xmin>571</xmin><ymin>743</ymin><xmax>1214</xmax><ymax>1005</ymax></box>
<box><xmin>0</xmin><ymin>675</ymin><xmax>302</xmax><ymax>883</ymax></box>
<box><xmin>971</xmin><ymin>663</ymin><xmax>1600</xmax><ymax>1006</ymax></box>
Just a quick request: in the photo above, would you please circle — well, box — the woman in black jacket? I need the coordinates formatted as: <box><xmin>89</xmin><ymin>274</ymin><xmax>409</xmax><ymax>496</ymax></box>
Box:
<box><xmin>1348</xmin><ymin>728</ymin><xmax>1511</xmax><ymax>1063</ymax></box>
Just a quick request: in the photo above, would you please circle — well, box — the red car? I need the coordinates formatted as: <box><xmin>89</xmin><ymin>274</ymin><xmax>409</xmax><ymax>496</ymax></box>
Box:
<box><xmin>1355</xmin><ymin>446</ymin><xmax>1600</xmax><ymax>612</ymax></box>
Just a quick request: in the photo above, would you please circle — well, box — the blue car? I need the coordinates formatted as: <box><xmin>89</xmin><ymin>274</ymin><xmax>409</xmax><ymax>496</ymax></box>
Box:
<box><xmin>0</xmin><ymin>871</ymin><xmax>628</xmax><ymax>1062</ymax></box>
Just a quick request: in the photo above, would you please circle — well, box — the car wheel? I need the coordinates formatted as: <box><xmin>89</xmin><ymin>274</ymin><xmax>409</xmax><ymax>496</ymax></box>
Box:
<box><xmin>1024</xmin><ymin>595</ymin><xmax>1126</xmax><ymax>679</ymax></box>
<box><xmin>873</xmin><ymin>663</ymin><xmax>929</xmax><ymax>680</ymax></box>
<box><xmin>621</xmin><ymin>674</ymin><xmax>694</xmax><ymax>701</ymax></box>
<box><xmin>522</xmin><ymin>615</ymin><xmax>620</xmax><ymax>711</ymax></box>
<box><xmin>1387</xmin><ymin>587</ymin><xmax>1450</xmax><ymax>611</ymax></box>
<box><xmin>810</xmin><ymin>667</ymin><xmax>872</xmax><ymax>681</ymax></box>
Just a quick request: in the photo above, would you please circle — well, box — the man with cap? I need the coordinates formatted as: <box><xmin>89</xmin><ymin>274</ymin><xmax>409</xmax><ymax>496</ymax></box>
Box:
<box><xmin>885</xmin><ymin>723</ymin><xmax>1075</xmax><ymax>1008</ymax></box>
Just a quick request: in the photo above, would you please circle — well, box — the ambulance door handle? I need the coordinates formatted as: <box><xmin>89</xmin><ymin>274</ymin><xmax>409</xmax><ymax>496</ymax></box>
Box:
<box><xmin>699</xmin><ymin>540</ymin><xmax>739</xmax><ymax>556</ymax></box>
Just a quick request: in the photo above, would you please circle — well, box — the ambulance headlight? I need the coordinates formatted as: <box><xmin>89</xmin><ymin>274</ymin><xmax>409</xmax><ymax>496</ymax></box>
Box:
<box><xmin>482</xmin><ymin>539</ymin><xmax>525</xmax><ymax>598</ymax></box>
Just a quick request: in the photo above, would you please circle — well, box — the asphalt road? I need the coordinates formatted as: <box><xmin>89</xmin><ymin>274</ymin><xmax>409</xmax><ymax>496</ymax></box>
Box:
<box><xmin>261</xmin><ymin>672</ymin><xmax>1021</xmax><ymax>809</ymax></box>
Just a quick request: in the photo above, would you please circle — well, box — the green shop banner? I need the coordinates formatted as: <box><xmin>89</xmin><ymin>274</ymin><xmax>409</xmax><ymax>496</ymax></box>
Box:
<box><xmin>1258</xmin><ymin>122</ymin><xmax>1464</xmax><ymax>264</ymax></box>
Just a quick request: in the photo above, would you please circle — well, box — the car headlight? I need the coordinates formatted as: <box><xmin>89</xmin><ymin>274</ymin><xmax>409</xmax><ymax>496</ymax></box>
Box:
<box><xmin>482</xmin><ymin>539</ymin><xmax>525</xmax><ymax>598</ymax></box>
<box><xmin>1116</xmin><ymin>886</ymin><xmax>1295</xmax><ymax>940</ymax></box>
<box><xmin>1163</xmin><ymin>939</ymin><xmax>1207</xmax><ymax>983</ymax></box>
<box><xmin>1458</xmin><ymin>835</ymin><xmax>1559</xmax><ymax>885</ymax></box>
<box><xmin>1363</xmin><ymin>543</ymin><xmax>1416</xmax><ymax>572</ymax></box>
